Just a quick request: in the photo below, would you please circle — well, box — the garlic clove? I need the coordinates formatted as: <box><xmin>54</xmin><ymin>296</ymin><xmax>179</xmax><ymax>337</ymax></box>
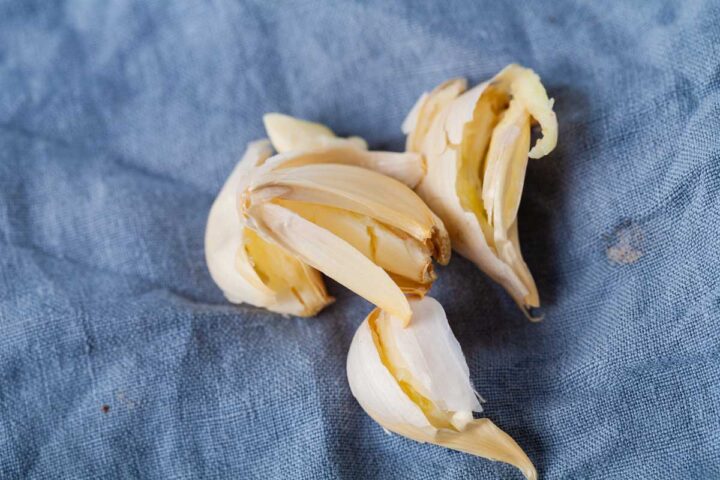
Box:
<box><xmin>406</xmin><ymin>65</ymin><xmax>557</xmax><ymax>316</ymax></box>
<box><xmin>347</xmin><ymin>296</ymin><xmax>536</xmax><ymax>479</ymax></box>
<box><xmin>242</xmin><ymin>162</ymin><xmax>452</xmax><ymax>324</ymax></box>
<box><xmin>208</xmin><ymin>121</ymin><xmax>447</xmax><ymax>319</ymax></box>
<box><xmin>247</xmin><ymin>202</ymin><xmax>412</xmax><ymax>322</ymax></box>
<box><xmin>420</xmin><ymin>147</ymin><xmax>531</xmax><ymax>304</ymax></box>
<box><xmin>205</xmin><ymin>140</ymin><xmax>332</xmax><ymax>316</ymax></box>
<box><xmin>263</xmin><ymin>113</ymin><xmax>367</xmax><ymax>153</ymax></box>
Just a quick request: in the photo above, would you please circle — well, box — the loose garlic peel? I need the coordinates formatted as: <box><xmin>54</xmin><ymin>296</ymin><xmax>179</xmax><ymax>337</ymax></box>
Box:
<box><xmin>205</xmin><ymin>114</ymin><xmax>443</xmax><ymax>318</ymax></box>
<box><xmin>406</xmin><ymin>65</ymin><xmax>558</xmax><ymax>317</ymax></box>
<box><xmin>347</xmin><ymin>297</ymin><xmax>536</xmax><ymax>479</ymax></box>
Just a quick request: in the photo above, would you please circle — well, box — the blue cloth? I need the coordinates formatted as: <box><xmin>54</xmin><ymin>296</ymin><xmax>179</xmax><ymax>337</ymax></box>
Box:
<box><xmin>1</xmin><ymin>1</ymin><xmax>719</xmax><ymax>478</ymax></box>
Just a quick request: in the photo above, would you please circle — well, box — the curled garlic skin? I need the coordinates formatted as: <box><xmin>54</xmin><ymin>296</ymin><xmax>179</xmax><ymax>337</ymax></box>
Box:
<box><xmin>347</xmin><ymin>296</ymin><xmax>536</xmax><ymax>479</ymax></box>
<box><xmin>403</xmin><ymin>65</ymin><xmax>558</xmax><ymax>318</ymax></box>
<box><xmin>204</xmin><ymin>114</ymin><xmax>445</xmax><ymax>320</ymax></box>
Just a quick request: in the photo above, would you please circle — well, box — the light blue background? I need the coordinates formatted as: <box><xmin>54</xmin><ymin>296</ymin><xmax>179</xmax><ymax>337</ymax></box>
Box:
<box><xmin>1</xmin><ymin>1</ymin><xmax>719</xmax><ymax>478</ymax></box>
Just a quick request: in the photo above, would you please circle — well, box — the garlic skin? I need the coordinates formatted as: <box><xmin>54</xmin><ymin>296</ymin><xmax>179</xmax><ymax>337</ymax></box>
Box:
<box><xmin>205</xmin><ymin>114</ymin><xmax>436</xmax><ymax>318</ymax></box>
<box><xmin>403</xmin><ymin>65</ymin><xmax>558</xmax><ymax>317</ymax></box>
<box><xmin>347</xmin><ymin>296</ymin><xmax>536</xmax><ymax>479</ymax></box>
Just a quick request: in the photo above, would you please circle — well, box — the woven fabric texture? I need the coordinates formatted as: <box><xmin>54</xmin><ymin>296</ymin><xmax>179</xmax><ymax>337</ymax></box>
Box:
<box><xmin>1</xmin><ymin>1</ymin><xmax>719</xmax><ymax>478</ymax></box>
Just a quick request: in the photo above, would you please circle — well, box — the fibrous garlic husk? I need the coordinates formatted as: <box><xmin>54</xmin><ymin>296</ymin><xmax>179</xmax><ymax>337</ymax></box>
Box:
<box><xmin>403</xmin><ymin>65</ymin><xmax>558</xmax><ymax>317</ymax></box>
<box><xmin>205</xmin><ymin>114</ymin><xmax>447</xmax><ymax>320</ymax></box>
<box><xmin>347</xmin><ymin>296</ymin><xmax>536</xmax><ymax>479</ymax></box>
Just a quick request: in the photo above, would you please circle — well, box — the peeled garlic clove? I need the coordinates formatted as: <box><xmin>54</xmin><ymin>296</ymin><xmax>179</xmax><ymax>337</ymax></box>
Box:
<box><xmin>407</xmin><ymin>65</ymin><xmax>557</xmax><ymax>316</ymax></box>
<box><xmin>242</xmin><ymin>163</ymin><xmax>450</xmax><ymax>324</ymax></box>
<box><xmin>263</xmin><ymin>113</ymin><xmax>367</xmax><ymax>153</ymax></box>
<box><xmin>205</xmin><ymin>140</ymin><xmax>332</xmax><ymax>316</ymax></box>
<box><xmin>347</xmin><ymin>296</ymin><xmax>536</xmax><ymax>479</ymax></box>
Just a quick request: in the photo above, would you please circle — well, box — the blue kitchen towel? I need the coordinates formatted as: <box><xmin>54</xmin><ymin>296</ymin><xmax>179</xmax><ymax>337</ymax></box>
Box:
<box><xmin>1</xmin><ymin>1</ymin><xmax>719</xmax><ymax>478</ymax></box>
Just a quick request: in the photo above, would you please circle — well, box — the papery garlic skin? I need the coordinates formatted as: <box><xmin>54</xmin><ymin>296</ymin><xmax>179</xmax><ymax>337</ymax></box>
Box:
<box><xmin>404</xmin><ymin>65</ymin><xmax>557</xmax><ymax>317</ymax></box>
<box><xmin>347</xmin><ymin>296</ymin><xmax>536</xmax><ymax>480</ymax></box>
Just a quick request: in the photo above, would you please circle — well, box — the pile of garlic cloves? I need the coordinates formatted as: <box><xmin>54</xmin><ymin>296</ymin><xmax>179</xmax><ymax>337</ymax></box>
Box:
<box><xmin>205</xmin><ymin>64</ymin><xmax>556</xmax><ymax>479</ymax></box>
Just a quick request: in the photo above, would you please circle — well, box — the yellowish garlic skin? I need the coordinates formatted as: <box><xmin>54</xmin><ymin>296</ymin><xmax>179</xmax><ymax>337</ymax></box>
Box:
<box><xmin>405</xmin><ymin>65</ymin><xmax>558</xmax><ymax>317</ymax></box>
<box><xmin>347</xmin><ymin>297</ymin><xmax>537</xmax><ymax>479</ymax></box>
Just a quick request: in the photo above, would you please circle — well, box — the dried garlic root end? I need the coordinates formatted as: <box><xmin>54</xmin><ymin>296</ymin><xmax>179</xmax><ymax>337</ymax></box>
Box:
<box><xmin>347</xmin><ymin>297</ymin><xmax>536</xmax><ymax>478</ymax></box>
<box><xmin>407</xmin><ymin>65</ymin><xmax>557</xmax><ymax>317</ymax></box>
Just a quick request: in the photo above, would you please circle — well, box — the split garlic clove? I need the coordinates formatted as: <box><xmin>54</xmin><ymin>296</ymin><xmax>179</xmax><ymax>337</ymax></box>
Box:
<box><xmin>241</xmin><ymin>162</ymin><xmax>450</xmax><ymax>324</ymax></box>
<box><xmin>347</xmin><ymin>296</ymin><xmax>536</xmax><ymax>480</ymax></box>
<box><xmin>404</xmin><ymin>65</ymin><xmax>557</xmax><ymax>317</ymax></box>
<box><xmin>205</xmin><ymin>140</ymin><xmax>332</xmax><ymax>316</ymax></box>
